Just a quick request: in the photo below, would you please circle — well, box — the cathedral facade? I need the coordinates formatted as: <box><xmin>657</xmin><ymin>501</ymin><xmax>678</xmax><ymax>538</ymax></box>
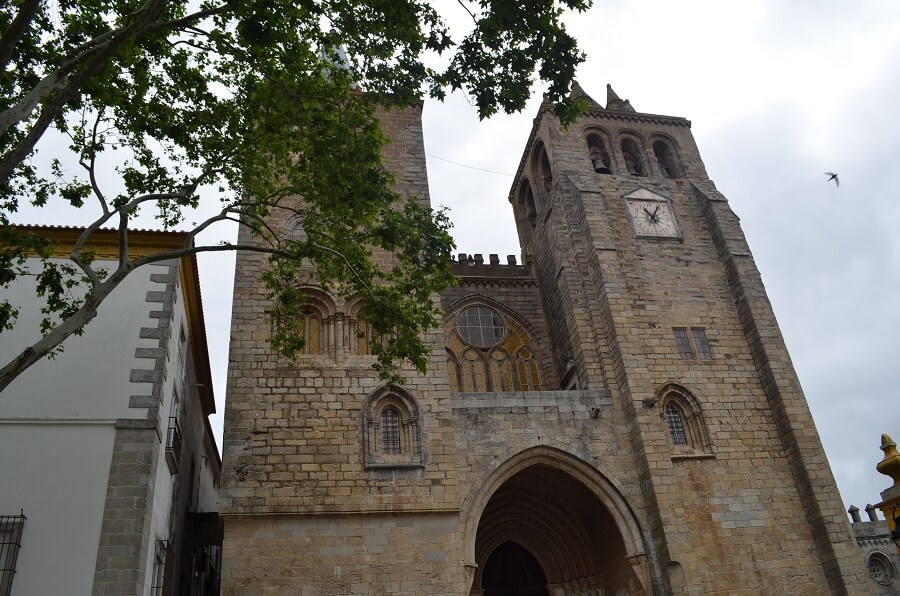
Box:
<box><xmin>219</xmin><ymin>86</ymin><xmax>870</xmax><ymax>594</ymax></box>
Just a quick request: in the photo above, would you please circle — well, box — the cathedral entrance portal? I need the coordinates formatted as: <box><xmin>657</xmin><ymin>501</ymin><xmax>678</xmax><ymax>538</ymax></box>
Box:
<box><xmin>482</xmin><ymin>541</ymin><xmax>549</xmax><ymax>596</ymax></box>
<box><xmin>466</xmin><ymin>451</ymin><xmax>650</xmax><ymax>596</ymax></box>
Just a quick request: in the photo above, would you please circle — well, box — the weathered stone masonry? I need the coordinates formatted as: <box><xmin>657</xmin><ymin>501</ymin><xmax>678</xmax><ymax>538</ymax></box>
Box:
<box><xmin>219</xmin><ymin>88</ymin><xmax>870</xmax><ymax>595</ymax></box>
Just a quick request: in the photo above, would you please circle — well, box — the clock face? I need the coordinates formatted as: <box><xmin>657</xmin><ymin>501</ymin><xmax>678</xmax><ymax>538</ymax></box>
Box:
<box><xmin>625</xmin><ymin>197</ymin><xmax>680</xmax><ymax>238</ymax></box>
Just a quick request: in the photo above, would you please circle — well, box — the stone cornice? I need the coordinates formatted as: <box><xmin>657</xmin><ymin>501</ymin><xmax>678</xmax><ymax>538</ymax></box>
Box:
<box><xmin>454</xmin><ymin>276</ymin><xmax>538</xmax><ymax>288</ymax></box>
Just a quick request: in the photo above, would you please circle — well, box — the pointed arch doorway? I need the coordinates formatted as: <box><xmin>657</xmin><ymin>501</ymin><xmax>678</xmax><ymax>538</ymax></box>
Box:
<box><xmin>466</xmin><ymin>450</ymin><xmax>650</xmax><ymax>596</ymax></box>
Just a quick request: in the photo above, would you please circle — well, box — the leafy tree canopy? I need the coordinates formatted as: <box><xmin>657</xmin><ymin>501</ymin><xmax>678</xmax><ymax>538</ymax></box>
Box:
<box><xmin>0</xmin><ymin>0</ymin><xmax>588</xmax><ymax>391</ymax></box>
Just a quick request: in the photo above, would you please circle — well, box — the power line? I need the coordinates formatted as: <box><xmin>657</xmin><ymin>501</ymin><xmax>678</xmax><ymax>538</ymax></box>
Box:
<box><xmin>425</xmin><ymin>152</ymin><xmax>514</xmax><ymax>177</ymax></box>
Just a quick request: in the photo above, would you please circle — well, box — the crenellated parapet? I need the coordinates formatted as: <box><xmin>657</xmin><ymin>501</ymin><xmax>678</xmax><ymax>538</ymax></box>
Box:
<box><xmin>451</xmin><ymin>252</ymin><xmax>533</xmax><ymax>280</ymax></box>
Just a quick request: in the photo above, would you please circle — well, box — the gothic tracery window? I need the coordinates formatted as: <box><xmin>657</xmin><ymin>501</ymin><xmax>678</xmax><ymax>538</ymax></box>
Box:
<box><xmin>363</xmin><ymin>388</ymin><xmax>424</xmax><ymax>469</ymax></box>
<box><xmin>659</xmin><ymin>385</ymin><xmax>713</xmax><ymax>456</ymax></box>
<box><xmin>446</xmin><ymin>305</ymin><xmax>542</xmax><ymax>392</ymax></box>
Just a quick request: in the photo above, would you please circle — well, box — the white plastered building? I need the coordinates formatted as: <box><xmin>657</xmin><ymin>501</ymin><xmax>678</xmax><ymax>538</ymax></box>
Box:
<box><xmin>0</xmin><ymin>226</ymin><xmax>221</xmax><ymax>596</ymax></box>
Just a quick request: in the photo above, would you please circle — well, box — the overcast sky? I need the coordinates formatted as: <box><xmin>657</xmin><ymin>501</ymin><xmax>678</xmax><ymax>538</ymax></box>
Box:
<box><xmin>10</xmin><ymin>0</ymin><xmax>900</xmax><ymax>520</ymax></box>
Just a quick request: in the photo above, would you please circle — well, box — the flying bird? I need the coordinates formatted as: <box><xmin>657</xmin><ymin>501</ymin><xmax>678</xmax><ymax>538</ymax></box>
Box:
<box><xmin>825</xmin><ymin>172</ymin><xmax>839</xmax><ymax>187</ymax></box>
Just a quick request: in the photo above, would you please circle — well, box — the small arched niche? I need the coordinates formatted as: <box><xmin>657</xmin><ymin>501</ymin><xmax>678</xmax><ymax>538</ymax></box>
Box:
<box><xmin>362</xmin><ymin>386</ymin><xmax>424</xmax><ymax>469</ymax></box>
<box><xmin>652</xmin><ymin>138</ymin><xmax>682</xmax><ymax>178</ymax></box>
<box><xmin>657</xmin><ymin>383</ymin><xmax>714</xmax><ymax>458</ymax></box>
<box><xmin>620</xmin><ymin>137</ymin><xmax>645</xmax><ymax>176</ymax></box>
<box><xmin>585</xmin><ymin>132</ymin><xmax>612</xmax><ymax>174</ymax></box>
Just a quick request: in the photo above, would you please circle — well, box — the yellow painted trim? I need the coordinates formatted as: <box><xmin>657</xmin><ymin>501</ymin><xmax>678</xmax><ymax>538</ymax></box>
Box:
<box><xmin>19</xmin><ymin>226</ymin><xmax>191</xmax><ymax>260</ymax></box>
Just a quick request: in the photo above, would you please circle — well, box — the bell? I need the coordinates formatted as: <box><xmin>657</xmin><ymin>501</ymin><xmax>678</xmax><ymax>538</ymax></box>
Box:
<box><xmin>592</xmin><ymin>158</ymin><xmax>611</xmax><ymax>175</ymax></box>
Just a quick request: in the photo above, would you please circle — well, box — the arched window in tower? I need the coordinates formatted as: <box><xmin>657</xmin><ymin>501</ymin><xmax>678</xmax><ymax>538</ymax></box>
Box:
<box><xmin>519</xmin><ymin>180</ymin><xmax>537</xmax><ymax>229</ymax></box>
<box><xmin>303</xmin><ymin>309</ymin><xmax>322</xmax><ymax>354</ymax></box>
<box><xmin>658</xmin><ymin>384</ymin><xmax>714</xmax><ymax>457</ymax></box>
<box><xmin>445</xmin><ymin>304</ymin><xmax>543</xmax><ymax>392</ymax></box>
<box><xmin>355</xmin><ymin>318</ymin><xmax>371</xmax><ymax>355</ymax></box>
<box><xmin>272</xmin><ymin>301</ymin><xmax>328</xmax><ymax>357</ymax></box>
<box><xmin>381</xmin><ymin>407</ymin><xmax>401</xmax><ymax>454</ymax></box>
<box><xmin>620</xmin><ymin>138</ymin><xmax>644</xmax><ymax>176</ymax></box>
<box><xmin>533</xmin><ymin>143</ymin><xmax>552</xmax><ymax>192</ymax></box>
<box><xmin>363</xmin><ymin>387</ymin><xmax>424</xmax><ymax>469</ymax></box>
<box><xmin>653</xmin><ymin>140</ymin><xmax>681</xmax><ymax>178</ymax></box>
<box><xmin>664</xmin><ymin>402</ymin><xmax>688</xmax><ymax>445</ymax></box>
<box><xmin>586</xmin><ymin>134</ymin><xmax>611</xmax><ymax>174</ymax></box>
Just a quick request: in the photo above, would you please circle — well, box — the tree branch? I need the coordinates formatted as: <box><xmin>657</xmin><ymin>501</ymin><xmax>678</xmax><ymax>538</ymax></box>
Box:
<box><xmin>79</xmin><ymin>110</ymin><xmax>110</xmax><ymax>216</ymax></box>
<box><xmin>0</xmin><ymin>0</ymin><xmax>41</xmax><ymax>71</ymax></box>
<box><xmin>455</xmin><ymin>0</ymin><xmax>477</xmax><ymax>24</ymax></box>
<box><xmin>0</xmin><ymin>0</ymin><xmax>206</xmax><ymax>182</ymax></box>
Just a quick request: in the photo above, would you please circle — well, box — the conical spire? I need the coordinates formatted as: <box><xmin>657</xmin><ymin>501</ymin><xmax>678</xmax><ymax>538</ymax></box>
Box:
<box><xmin>570</xmin><ymin>81</ymin><xmax>603</xmax><ymax>110</ymax></box>
<box><xmin>606</xmin><ymin>84</ymin><xmax>635</xmax><ymax>112</ymax></box>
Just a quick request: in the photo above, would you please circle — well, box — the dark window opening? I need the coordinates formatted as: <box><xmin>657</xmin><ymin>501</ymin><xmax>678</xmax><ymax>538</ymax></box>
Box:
<box><xmin>620</xmin><ymin>139</ymin><xmax>644</xmax><ymax>176</ymax></box>
<box><xmin>586</xmin><ymin>134</ymin><xmax>611</xmax><ymax>174</ymax></box>
<box><xmin>381</xmin><ymin>408</ymin><xmax>401</xmax><ymax>454</ymax></box>
<box><xmin>653</xmin><ymin>140</ymin><xmax>681</xmax><ymax>178</ymax></box>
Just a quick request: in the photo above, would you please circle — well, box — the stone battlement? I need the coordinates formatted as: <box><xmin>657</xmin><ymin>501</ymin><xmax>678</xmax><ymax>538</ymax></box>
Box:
<box><xmin>451</xmin><ymin>253</ymin><xmax>532</xmax><ymax>278</ymax></box>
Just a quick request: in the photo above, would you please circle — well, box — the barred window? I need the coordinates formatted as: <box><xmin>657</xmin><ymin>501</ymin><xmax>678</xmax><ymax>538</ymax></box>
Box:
<box><xmin>673</xmin><ymin>327</ymin><xmax>712</xmax><ymax>360</ymax></box>
<box><xmin>381</xmin><ymin>408</ymin><xmax>401</xmax><ymax>454</ymax></box>
<box><xmin>692</xmin><ymin>328</ymin><xmax>712</xmax><ymax>359</ymax></box>
<box><xmin>0</xmin><ymin>512</ymin><xmax>25</xmax><ymax>596</ymax></box>
<box><xmin>674</xmin><ymin>328</ymin><xmax>693</xmax><ymax>359</ymax></box>
<box><xmin>363</xmin><ymin>388</ymin><xmax>424</xmax><ymax>469</ymax></box>
<box><xmin>664</xmin><ymin>403</ymin><xmax>688</xmax><ymax>446</ymax></box>
<box><xmin>150</xmin><ymin>539</ymin><xmax>174</xmax><ymax>596</ymax></box>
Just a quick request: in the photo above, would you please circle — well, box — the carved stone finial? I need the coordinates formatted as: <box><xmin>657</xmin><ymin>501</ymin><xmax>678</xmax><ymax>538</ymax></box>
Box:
<box><xmin>865</xmin><ymin>503</ymin><xmax>879</xmax><ymax>521</ymax></box>
<box><xmin>848</xmin><ymin>505</ymin><xmax>861</xmax><ymax>523</ymax></box>
<box><xmin>876</xmin><ymin>433</ymin><xmax>900</xmax><ymax>488</ymax></box>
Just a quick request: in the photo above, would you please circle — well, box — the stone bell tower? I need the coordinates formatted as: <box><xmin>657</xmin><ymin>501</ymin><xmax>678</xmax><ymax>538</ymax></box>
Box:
<box><xmin>218</xmin><ymin>86</ymin><xmax>870</xmax><ymax>595</ymax></box>
<box><xmin>500</xmin><ymin>82</ymin><xmax>869</xmax><ymax>593</ymax></box>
